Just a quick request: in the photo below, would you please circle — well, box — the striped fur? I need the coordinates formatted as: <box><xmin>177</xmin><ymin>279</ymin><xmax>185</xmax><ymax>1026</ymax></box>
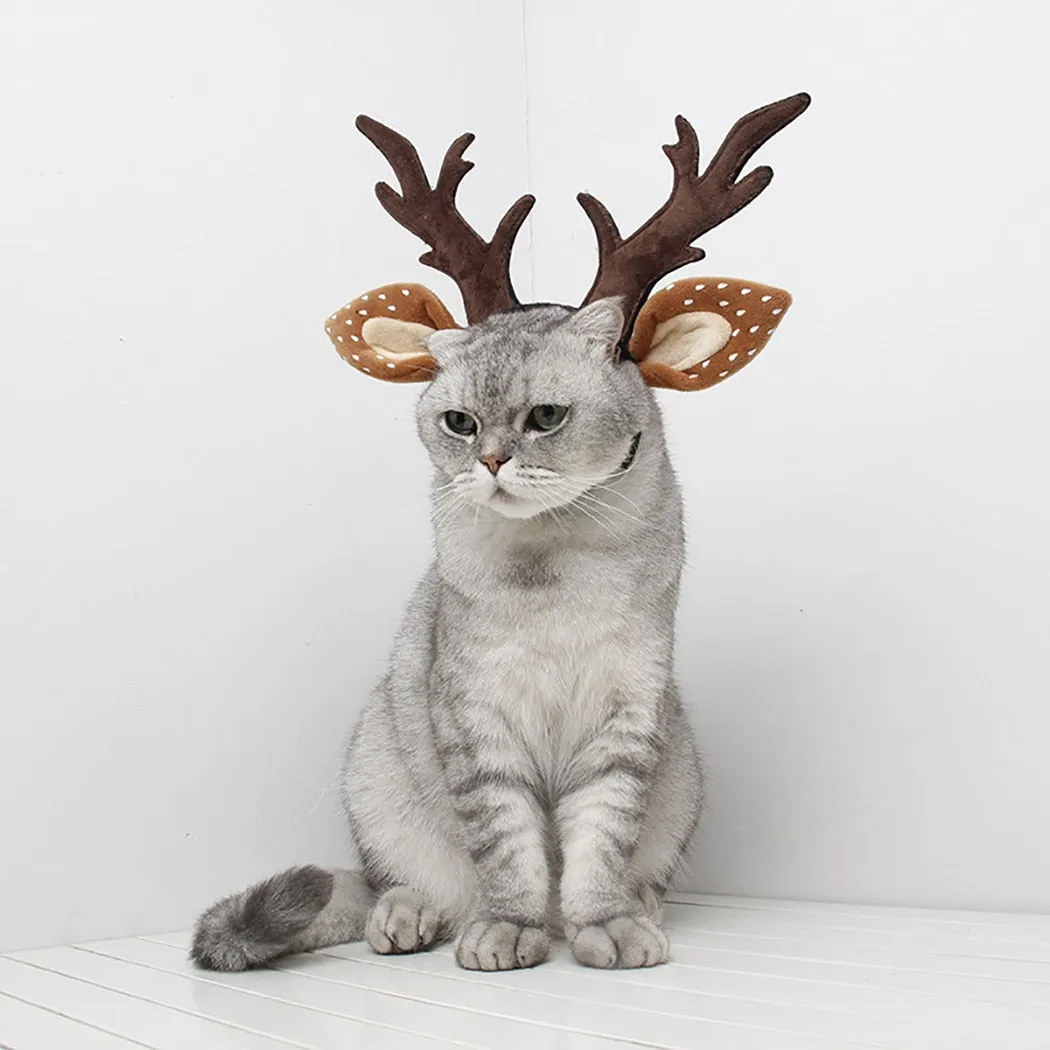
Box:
<box><xmin>192</xmin><ymin>300</ymin><xmax>704</xmax><ymax>972</ymax></box>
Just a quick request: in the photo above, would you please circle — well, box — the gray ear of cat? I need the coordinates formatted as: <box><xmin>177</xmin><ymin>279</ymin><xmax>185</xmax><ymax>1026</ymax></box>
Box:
<box><xmin>426</xmin><ymin>327</ymin><xmax>473</xmax><ymax>364</ymax></box>
<box><xmin>564</xmin><ymin>297</ymin><xmax>625</xmax><ymax>348</ymax></box>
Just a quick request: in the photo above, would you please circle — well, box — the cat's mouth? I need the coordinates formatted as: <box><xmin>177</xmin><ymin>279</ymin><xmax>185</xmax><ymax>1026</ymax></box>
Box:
<box><xmin>489</xmin><ymin>485</ymin><xmax>525</xmax><ymax>507</ymax></box>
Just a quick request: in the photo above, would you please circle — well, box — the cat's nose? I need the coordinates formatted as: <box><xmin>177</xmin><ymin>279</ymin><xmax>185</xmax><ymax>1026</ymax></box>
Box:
<box><xmin>480</xmin><ymin>455</ymin><xmax>507</xmax><ymax>476</ymax></box>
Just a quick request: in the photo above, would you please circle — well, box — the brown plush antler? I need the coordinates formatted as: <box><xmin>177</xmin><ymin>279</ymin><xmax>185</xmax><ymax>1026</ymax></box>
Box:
<box><xmin>578</xmin><ymin>93</ymin><xmax>811</xmax><ymax>338</ymax></box>
<box><xmin>356</xmin><ymin>116</ymin><xmax>535</xmax><ymax>325</ymax></box>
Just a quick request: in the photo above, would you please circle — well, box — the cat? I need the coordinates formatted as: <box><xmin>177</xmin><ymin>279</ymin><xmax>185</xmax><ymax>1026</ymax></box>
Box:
<box><xmin>191</xmin><ymin>297</ymin><xmax>704</xmax><ymax>972</ymax></box>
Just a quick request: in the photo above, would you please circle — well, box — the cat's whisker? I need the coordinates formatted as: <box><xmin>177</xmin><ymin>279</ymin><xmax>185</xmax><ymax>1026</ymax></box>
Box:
<box><xmin>587</xmin><ymin>483</ymin><xmax>645</xmax><ymax>515</ymax></box>
<box><xmin>564</xmin><ymin>492</ymin><xmax>620</xmax><ymax>539</ymax></box>
<box><xmin>430</xmin><ymin>489</ymin><xmax>464</xmax><ymax>510</ymax></box>
<box><xmin>431</xmin><ymin>473</ymin><xmax>471</xmax><ymax>495</ymax></box>
<box><xmin>430</xmin><ymin>489</ymin><xmax>463</xmax><ymax>515</ymax></box>
<box><xmin>575</xmin><ymin>490</ymin><xmax>649</xmax><ymax>531</ymax></box>
<box><xmin>575</xmin><ymin>503</ymin><xmax>641</xmax><ymax>535</ymax></box>
<box><xmin>530</xmin><ymin>487</ymin><xmax>570</xmax><ymax>534</ymax></box>
<box><xmin>585</xmin><ymin>499</ymin><xmax>675</xmax><ymax>539</ymax></box>
<box><xmin>566</xmin><ymin>467</ymin><xmax>634</xmax><ymax>487</ymax></box>
<box><xmin>431</xmin><ymin>490</ymin><xmax>470</xmax><ymax>530</ymax></box>
<box><xmin>529</xmin><ymin>476</ymin><xmax>640</xmax><ymax>537</ymax></box>
<box><xmin>530</xmin><ymin>480</ymin><xmax>584</xmax><ymax>510</ymax></box>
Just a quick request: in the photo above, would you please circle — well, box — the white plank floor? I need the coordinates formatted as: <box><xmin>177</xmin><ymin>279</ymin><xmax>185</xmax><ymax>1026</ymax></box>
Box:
<box><xmin>2</xmin><ymin>894</ymin><xmax>1049</xmax><ymax>1049</ymax></box>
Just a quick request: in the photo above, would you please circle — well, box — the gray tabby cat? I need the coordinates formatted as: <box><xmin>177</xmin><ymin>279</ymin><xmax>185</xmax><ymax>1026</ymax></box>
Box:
<box><xmin>191</xmin><ymin>297</ymin><xmax>704</xmax><ymax>972</ymax></box>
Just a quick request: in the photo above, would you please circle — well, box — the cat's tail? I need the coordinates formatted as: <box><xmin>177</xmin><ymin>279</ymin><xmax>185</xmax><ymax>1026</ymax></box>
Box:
<box><xmin>190</xmin><ymin>865</ymin><xmax>373</xmax><ymax>972</ymax></box>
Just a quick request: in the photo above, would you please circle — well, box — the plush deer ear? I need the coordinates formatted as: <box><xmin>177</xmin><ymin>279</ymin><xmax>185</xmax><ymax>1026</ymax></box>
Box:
<box><xmin>629</xmin><ymin>277</ymin><xmax>792</xmax><ymax>391</ymax></box>
<box><xmin>324</xmin><ymin>282</ymin><xmax>460</xmax><ymax>382</ymax></box>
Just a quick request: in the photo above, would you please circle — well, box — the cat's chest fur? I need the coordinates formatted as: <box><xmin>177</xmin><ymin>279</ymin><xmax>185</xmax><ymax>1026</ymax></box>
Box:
<box><xmin>474</xmin><ymin>599</ymin><xmax>636</xmax><ymax>784</ymax></box>
<box><xmin>440</xmin><ymin>539</ymin><xmax>671</xmax><ymax>786</ymax></box>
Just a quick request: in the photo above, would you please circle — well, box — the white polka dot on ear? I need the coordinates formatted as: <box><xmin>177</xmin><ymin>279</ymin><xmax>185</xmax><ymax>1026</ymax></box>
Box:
<box><xmin>747</xmin><ymin>348</ymin><xmax>757</xmax><ymax>356</ymax></box>
<box><xmin>358</xmin><ymin>309</ymin><xmax>368</xmax><ymax>316</ymax></box>
<box><xmin>749</xmin><ymin>325</ymin><xmax>760</xmax><ymax>333</ymax></box>
<box><xmin>386</xmin><ymin>362</ymin><xmax>396</xmax><ymax>369</ymax></box>
<box><xmin>719</xmin><ymin>300</ymin><xmax>729</xmax><ymax>307</ymax></box>
<box><xmin>401</xmin><ymin>288</ymin><xmax>411</xmax><ymax>296</ymax></box>
<box><xmin>336</xmin><ymin>335</ymin><xmax>344</xmax><ymax>342</ymax></box>
<box><xmin>768</xmin><ymin>327</ymin><xmax>777</xmax><ymax>335</ymax></box>
<box><xmin>694</xmin><ymin>283</ymin><xmax>705</xmax><ymax>290</ymax></box>
<box><xmin>741</xmin><ymin>288</ymin><xmax>752</xmax><ymax>295</ymax></box>
<box><xmin>345</xmin><ymin>319</ymin><xmax>353</xmax><ymax>326</ymax></box>
<box><xmin>735</xmin><ymin>309</ymin><xmax>746</xmax><ymax>316</ymax></box>
<box><xmin>378</xmin><ymin>293</ymin><xmax>387</xmax><ymax>300</ymax></box>
<box><xmin>350</xmin><ymin>334</ymin><xmax>359</xmax><ymax>342</ymax></box>
<box><xmin>732</xmin><ymin>328</ymin><xmax>740</xmax><ymax>337</ymax></box>
<box><xmin>683</xmin><ymin>298</ymin><xmax>694</xmax><ymax>306</ymax></box>
<box><xmin>664</xmin><ymin>282</ymin><xmax>676</xmax><ymax>291</ymax></box>
<box><xmin>761</xmin><ymin>294</ymin><xmax>772</xmax><ymax>302</ymax></box>
<box><xmin>351</xmin><ymin>353</ymin><xmax>360</xmax><ymax>361</ymax></box>
<box><xmin>387</xmin><ymin>304</ymin><xmax>396</xmax><ymax>312</ymax></box>
<box><xmin>772</xmin><ymin>307</ymin><xmax>783</xmax><ymax>315</ymax></box>
<box><xmin>376</xmin><ymin>353</ymin><xmax>386</xmax><ymax>360</ymax></box>
<box><xmin>728</xmin><ymin>352</ymin><xmax>738</xmax><ymax>362</ymax></box>
<box><xmin>719</xmin><ymin>370</ymin><xmax>730</xmax><ymax>378</ymax></box>
<box><xmin>362</xmin><ymin>366</ymin><xmax>371</xmax><ymax>373</ymax></box>
<box><xmin>701</xmin><ymin>359</ymin><xmax>710</xmax><ymax>368</ymax></box>
<box><xmin>717</xmin><ymin>282</ymin><xmax>728</xmax><ymax>289</ymax></box>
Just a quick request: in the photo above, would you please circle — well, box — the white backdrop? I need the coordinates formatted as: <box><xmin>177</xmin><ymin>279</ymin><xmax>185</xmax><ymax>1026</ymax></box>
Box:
<box><xmin>1</xmin><ymin>0</ymin><xmax>1048</xmax><ymax>953</ymax></box>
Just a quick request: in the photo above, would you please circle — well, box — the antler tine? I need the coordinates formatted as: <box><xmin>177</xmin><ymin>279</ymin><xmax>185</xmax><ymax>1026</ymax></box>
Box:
<box><xmin>703</xmin><ymin>93</ymin><xmax>810</xmax><ymax>190</ymax></box>
<box><xmin>356</xmin><ymin>115</ymin><xmax>430</xmax><ymax>203</ymax></box>
<box><xmin>662</xmin><ymin>115</ymin><xmax>702</xmax><ymax>180</ymax></box>
<box><xmin>355</xmin><ymin>115</ymin><xmax>534</xmax><ymax>324</ymax></box>
<box><xmin>580</xmin><ymin>93</ymin><xmax>811</xmax><ymax>340</ymax></box>
<box><xmin>576</xmin><ymin>193</ymin><xmax>624</xmax><ymax>271</ymax></box>
<box><xmin>433</xmin><ymin>133</ymin><xmax>476</xmax><ymax>204</ymax></box>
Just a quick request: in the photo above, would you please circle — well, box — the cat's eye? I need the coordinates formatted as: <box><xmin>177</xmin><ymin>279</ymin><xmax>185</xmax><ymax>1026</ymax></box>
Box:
<box><xmin>526</xmin><ymin>404</ymin><xmax>569</xmax><ymax>432</ymax></box>
<box><xmin>442</xmin><ymin>410</ymin><xmax>478</xmax><ymax>437</ymax></box>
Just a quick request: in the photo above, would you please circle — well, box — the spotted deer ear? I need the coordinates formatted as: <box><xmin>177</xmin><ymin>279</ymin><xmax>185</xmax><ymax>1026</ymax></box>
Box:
<box><xmin>324</xmin><ymin>283</ymin><xmax>460</xmax><ymax>382</ymax></box>
<box><xmin>629</xmin><ymin>278</ymin><xmax>792</xmax><ymax>391</ymax></box>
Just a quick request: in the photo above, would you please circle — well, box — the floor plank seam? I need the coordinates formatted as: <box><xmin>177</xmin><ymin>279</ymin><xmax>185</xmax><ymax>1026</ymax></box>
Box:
<box><xmin>6</xmin><ymin>957</ymin><xmax>309</xmax><ymax>1050</ymax></box>
<box><xmin>257</xmin><ymin>955</ymin><xmax>889</xmax><ymax>1049</ymax></box>
<box><xmin>0</xmin><ymin>987</ymin><xmax>156</xmax><ymax>1049</ymax></box>
<box><xmin>73</xmin><ymin>945</ymin><xmax>491</xmax><ymax>1050</ymax></box>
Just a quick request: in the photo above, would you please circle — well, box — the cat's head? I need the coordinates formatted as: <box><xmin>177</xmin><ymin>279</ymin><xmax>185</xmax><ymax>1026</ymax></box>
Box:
<box><xmin>414</xmin><ymin>298</ymin><xmax>649</xmax><ymax>520</ymax></box>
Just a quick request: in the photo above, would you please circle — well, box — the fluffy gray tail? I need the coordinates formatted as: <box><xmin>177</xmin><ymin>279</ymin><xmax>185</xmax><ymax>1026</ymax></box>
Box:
<box><xmin>190</xmin><ymin>865</ymin><xmax>373</xmax><ymax>972</ymax></box>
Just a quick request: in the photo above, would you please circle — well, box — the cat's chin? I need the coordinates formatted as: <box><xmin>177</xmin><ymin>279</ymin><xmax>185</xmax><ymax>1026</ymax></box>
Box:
<box><xmin>485</xmin><ymin>489</ymin><xmax>549</xmax><ymax>521</ymax></box>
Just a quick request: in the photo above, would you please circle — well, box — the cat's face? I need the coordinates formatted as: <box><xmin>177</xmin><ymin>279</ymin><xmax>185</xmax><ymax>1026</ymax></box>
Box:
<box><xmin>416</xmin><ymin>299</ymin><xmax>652</xmax><ymax>520</ymax></box>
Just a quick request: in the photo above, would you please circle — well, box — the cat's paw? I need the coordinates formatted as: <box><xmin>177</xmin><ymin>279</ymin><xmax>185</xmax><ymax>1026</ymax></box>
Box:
<box><xmin>366</xmin><ymin>887</ymin><xmax>442</xmax><ymax>954</ymax></box>
<box><xmin>569</xmin><ymin>914</ymin><xmax>669</xmax><ymax>969</ymax></box>
<box><xmin>455</xmin><ymin>919</ymin><xmax>549</xmax><ymax>971</ymax></box>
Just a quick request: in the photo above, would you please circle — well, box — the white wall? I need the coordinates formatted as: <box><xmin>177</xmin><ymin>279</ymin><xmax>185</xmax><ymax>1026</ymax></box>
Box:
<box><xmin>2</xmin><ymin>0</ymin><xmax>1048</xmax><ymax>955</ymax></box>
<box><xmin>525</xmin><ymin>0</ymin><xmax>1050</xmax><ymax>910</ymax></box>
<box><xmin>0</xmin><ymin>0</ymin><xmax>529</xmax><ymax>952</ymax></box>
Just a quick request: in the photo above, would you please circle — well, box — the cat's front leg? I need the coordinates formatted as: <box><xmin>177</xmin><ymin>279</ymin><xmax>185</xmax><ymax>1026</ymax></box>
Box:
<box><xmin>431</xmin><ymin>690</ymin><xmax>550</xmax><ymax>971</ymax></box>
<box><xmin>557</xmin><ymin>693</ymin><xmax>670</xmax><ymax>969</ymax></box>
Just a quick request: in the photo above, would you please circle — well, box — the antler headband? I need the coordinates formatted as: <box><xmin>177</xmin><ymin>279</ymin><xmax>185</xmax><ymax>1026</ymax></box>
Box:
<box><xmin>325</xmin><ymin>93</ymin><xmax>810</xmax><ymax>390</ymax></box>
